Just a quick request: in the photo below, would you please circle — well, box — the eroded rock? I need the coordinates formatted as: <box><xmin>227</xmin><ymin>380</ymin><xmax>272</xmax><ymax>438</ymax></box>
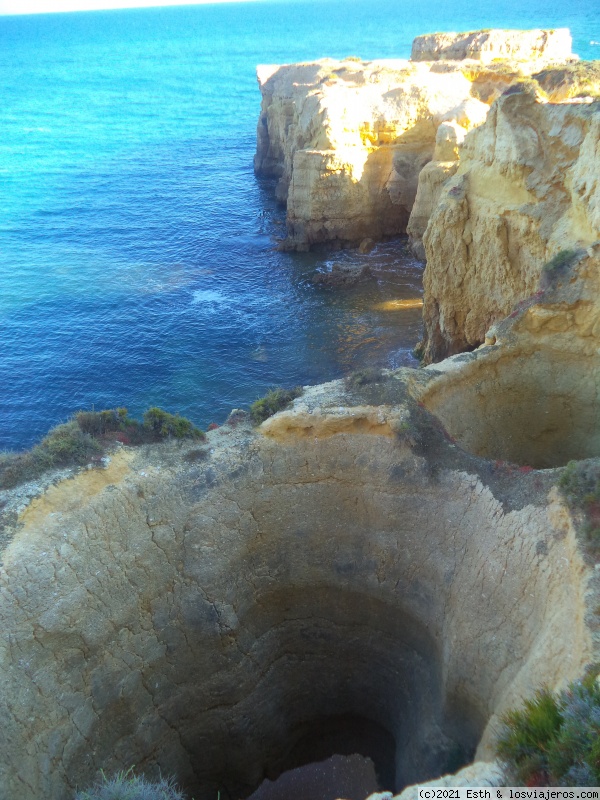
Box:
<box><xmin>415</xmin><ymin>245</ymin><xmax>600</xmax><ymax>467</ymax></box>
<box><xmin>311</xmin><ymin>263</ymin><xmax>373</xmax><ymax>287</ymax></box>
<box><xmin>255</xmin><ymin>31</ymin><xmax>575</xmax><ymax>252</ymax></box>
<box><xmin>420</xmin><ymin>89</ymin><xmax>600</xmax><ymax>362</ymax></box>
<box><xmin>0</xmin><ymin>368</ymin><xmax>595</xmax><ymax>799</ymax></box>
<box><xmin>411</xmin><ymin>29</ymin><xmax>572</xmax><ymax>64</ymax></box>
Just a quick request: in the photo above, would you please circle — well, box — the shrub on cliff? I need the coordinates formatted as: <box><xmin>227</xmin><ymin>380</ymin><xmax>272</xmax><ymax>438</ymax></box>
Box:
<box><xmin>249</xmin><ymin>387</ymin><xmax>303</xmax><ymax>424</ymax></box>
<box><xmin>0</xmin><ymin>422</ymin><xmax>102</xmax><ymax>489</ymax></box>
<box><xmin>496</xmin><ymin>667</ymin><xmax>600</xmax><ymax>786</ymax></box>
<box><xmin>75</xmin><ymin>771</ymin><xmax>186</xmax><ymax>800</ymax></box>
<box><xmin>143</xmin><ymin>407</ymin><xmax>204</xmax><ymax>440</ymax></box>
<box><xmin>539</xmin><ymin>249</ymin><xmax>581</xmax><ymax>290</ymax></box>
<box><xmin>0</xmin><ymin>406</ymin><xmax>204</xmax><ymax>489</ymax></box>
<box><xmin>76</xmin><ymin>407</ymin><xmax>130</xmax><ymax>436</ymax></box>
<box><xmin>558</xmin><ymin>460</ymin><xmax>600</xmax><ymax>555</ymax></box>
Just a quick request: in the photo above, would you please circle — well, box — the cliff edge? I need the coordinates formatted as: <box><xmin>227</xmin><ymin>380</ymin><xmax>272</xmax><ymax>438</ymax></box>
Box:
<box><xmin>420</xmin><ymin>89</ymin><xmax>600</xmax><ymax>362</ymax></box>
<box><xmin>254</xmin><ymin>29</ymin><xmax>574</xmax><ymax>251</ymax></box>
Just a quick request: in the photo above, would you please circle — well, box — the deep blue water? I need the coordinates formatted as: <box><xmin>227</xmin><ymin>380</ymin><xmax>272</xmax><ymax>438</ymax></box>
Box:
<box><xmin>1</xmin><ymin>0</ymin><xmax>598</xmax><ymax>450</ymax></box>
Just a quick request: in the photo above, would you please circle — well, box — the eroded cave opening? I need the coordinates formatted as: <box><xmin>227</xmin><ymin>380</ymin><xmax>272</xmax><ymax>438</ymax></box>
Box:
<box><xmin>277</xmin><ymin>713</ymin><xmax>397</xmax><ymax>791</ymax></box>
<box><xmin>419</xmin><ymin>349</ymin><xmax>600</xmax><ymax>469</ymax></box>
<box><xmin>155</xmin><ymin>588</ymin><xmax>483</xmax><ymax>800</ymax></box>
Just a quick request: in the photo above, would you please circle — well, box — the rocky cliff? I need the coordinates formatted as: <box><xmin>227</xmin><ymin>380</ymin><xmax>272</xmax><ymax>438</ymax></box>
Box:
<box><xmin>419</xmin><ymin>89</ymin><xmax>600</xmax><ymax>362</ymax></box>
<box><xmin>1</xmin><ymin>295</ymin><xmax>598</xmax><ymax>798</ymax></box>
<box><xmin>410</xmin><ymin>29</ymin><xmax>572</xmax><ymax>64</ymax></box>
<box><xmin>255</xmin><ymin>29</ymin><xmax>574</xmax><ymax>251</ymax></box>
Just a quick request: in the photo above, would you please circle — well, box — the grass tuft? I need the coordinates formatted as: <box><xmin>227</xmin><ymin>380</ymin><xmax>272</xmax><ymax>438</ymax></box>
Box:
<box><xmin>75</xmin><ymin>769</ymin><xmax>187</xmax><ymax>800</ymax></box>
<box><xmin>344</xmin><ymin>367</ymin><xmax>385</xmax><ymax>390</ymax></box>
<box><xmin>558</xmin><ymin>460</ymin><xmax>600</xmax><ymax>556</ymax></box>
<box><xmin>539</xmin><ymin>249</ymin><xmax>581</xmax><ymax>289</ymax></box>
<box><xmin>142</xmin><ymin>407</ymin><xmax>204</xmax><ymax>440</ymax></box>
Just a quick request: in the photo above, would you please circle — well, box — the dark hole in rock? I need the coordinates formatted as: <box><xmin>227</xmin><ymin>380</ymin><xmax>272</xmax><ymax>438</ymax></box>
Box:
<box><xmin>3</xmin><ymin>428</ymin><xmax>587</xmax><ymax>800</ymax></box>
<box><xmin>172</xmin><ymin>589</ymin><xmax>483</xmax><ymax>799</ymax></box>
<box><xmin>278</xmin><ymin>713</ymin><xmax>397</xmax><ymax>791</ymax></box>
<box><xmin>246</xmin><ymin>753</ymin><xmax>380</xmax><ymax>800</ymax></box>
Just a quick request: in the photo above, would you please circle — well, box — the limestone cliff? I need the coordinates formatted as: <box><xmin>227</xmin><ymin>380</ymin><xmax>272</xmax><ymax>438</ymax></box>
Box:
<box><xmin>255</xmin><ymin>30</ymin><xmax>574</xmax><ymax>251</ymax></box>
<box><xmin>411</xmin><ymin>29</ymin><xmax>572</xmax><ymax>64</ymax></box>
<box><xmin>420</xmin><ymin>89</ymin><xmax>600</xmax><ymax>362</ymax></box>
<box><xmin>416</xmin><ymin>244</ymin><xmax>600</xmax><ymax>468</ymax></box>
<box><xmin>255</xmin><ymin>58</ymin><xmax>486</xmax><ymax>249</ymax></box>
<box><xmin>0</xmin><ymin>353</ymin><xmax>597</xmax><ymax>798</ymax></box>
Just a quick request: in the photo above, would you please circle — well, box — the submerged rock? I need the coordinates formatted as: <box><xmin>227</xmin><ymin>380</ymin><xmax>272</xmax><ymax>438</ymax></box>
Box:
<box><xmin>311</xmin><ymin>263</ymin><xmax>373</xmax><ymax>287</ymax></box>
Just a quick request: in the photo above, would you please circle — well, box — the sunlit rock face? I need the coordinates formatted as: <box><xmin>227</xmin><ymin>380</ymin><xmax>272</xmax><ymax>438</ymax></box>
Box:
<box><xmin>410</xmin><ymin>29</ymin><xmax>572</xmax><ymax>64</ymax></box>
<box><xmin>254</xmin><ymin>30</ymin><xmax>574</xmax><ymax>252</ymax></box>
<box><xmin>0</xmin><ymin>368</ymin><xmax>595</xmax><ymax>800</ymax></box>
<box><xmin>419</xmin><ymin>89</ymin><xmax>600</xmax><ymax>363</ymax></box>
<box><xmin>417</xmin><ymin>246</ymin><xmax>600</xmax><ymax>469</ymax></box>
<box><xmin>255</xmin><ymin>58</ymin><xmax>480</xmax><ymax>250</ymax></box>
<box><xmin>405</xmin><ymin>120</ymin><xmax>468</xmax><ymax>260</ymax></box>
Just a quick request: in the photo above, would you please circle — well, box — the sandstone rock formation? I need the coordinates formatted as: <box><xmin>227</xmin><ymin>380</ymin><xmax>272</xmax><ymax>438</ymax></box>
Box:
<box><xmin>405</xmin><ymin>121</ymin><xmax>466</xmax><ymax>260</ymax></box>
<box><xmin>255</xmin><ymin>58</ymin><xmax>481</xmax><ymax>249</ymax></box>
<box><xmin>255</xmin><ymin>30</ymin><xmax>574</xmax><ymax>251</ymax></box>
<box><xmin>0</xmin><ymin>357</ymin><xmax>596</xmax><ymax>799</ymax></box>
<box><xmin>419</xmin><ymin>88</ymin><xmax>600</xmax><ymax>362</ymax></box>
<box><xmin>416</xmin><ymin>244</ymin><xmax>600</xmax><ymax>468</ymax></box>
<box><xmin>411</xmin><ymin>29</ymin><xmax>572</xmax><ymax>64</ymax></box>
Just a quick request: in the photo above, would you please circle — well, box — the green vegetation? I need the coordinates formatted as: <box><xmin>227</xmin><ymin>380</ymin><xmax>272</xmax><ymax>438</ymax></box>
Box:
<box><xmin>249</xmin><ymin>387</ymin><xmax>303</xmax><ymax>424</ymax></box>
<box><xmin>183</xmin><ymin>448</ymin><xmax>209</xmax><ymax>463</ymax></box>
<box><xmin>0</xmin><ymin>423</ymin><xmax>102</xmax><ymax>490</ymax></box>
<box><xmin>558</xmin><ymin>460</ymin><xmax>600</xmax><ymax>555</ymax></box>
<box><xmin>75</xmin><ymin>770</ymin><xmax>186</xmax><ymax>800</ymax></box>
<box><xmin>0</xmin><ymin>407</ymin><xmax>204</xmax><ymax>490</ymax></box>
<box><xmin>344</xmin><ymin>367</ymin><xmax>385</xmax><ymax>390</ymax></box>
<box><xmin>142</xmin><ymin>407</ymin><xmax>203</xmax><ymax>439</ymax></box>
<box><xmin>496</xmin><ymin>667</ymin><xmax>600</xmax><ymax>786</ymax></box>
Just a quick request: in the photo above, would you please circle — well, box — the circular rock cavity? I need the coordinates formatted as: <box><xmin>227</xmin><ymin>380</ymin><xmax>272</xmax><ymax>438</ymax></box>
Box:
<box><xmin>420</xmin><ymin>348</ymin><xmax>600</xmax><ymax>469</ymax></box>
<box><xmin>0</xmin><ymin>424</ymin><xmax>592</xmax><ymax>799</ymax></box>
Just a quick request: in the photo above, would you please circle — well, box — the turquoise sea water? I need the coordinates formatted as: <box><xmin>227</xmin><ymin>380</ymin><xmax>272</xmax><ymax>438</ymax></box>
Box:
<box><xmin>1</xmin><ymin>0</ymin><xmax>598</xmax><ymax>450</ymax></box>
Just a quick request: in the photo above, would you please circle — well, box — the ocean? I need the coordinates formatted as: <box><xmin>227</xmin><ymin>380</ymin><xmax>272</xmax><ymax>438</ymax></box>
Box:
<box><xmin>0</xmin><ymin>0</ymin><xmax>598</xmax><ymax>451</ymax></box>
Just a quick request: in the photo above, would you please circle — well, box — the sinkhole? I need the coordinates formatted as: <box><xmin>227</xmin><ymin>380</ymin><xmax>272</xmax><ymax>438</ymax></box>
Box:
<box><xmin>0</xmin><ymin>419</ymin><xmax>591</xmax><ymax>800</ymax></box>
<box><xmin>419</xmin><ymin>349</ymin><xmax>600</xmax><ymax>469</ymax></box>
